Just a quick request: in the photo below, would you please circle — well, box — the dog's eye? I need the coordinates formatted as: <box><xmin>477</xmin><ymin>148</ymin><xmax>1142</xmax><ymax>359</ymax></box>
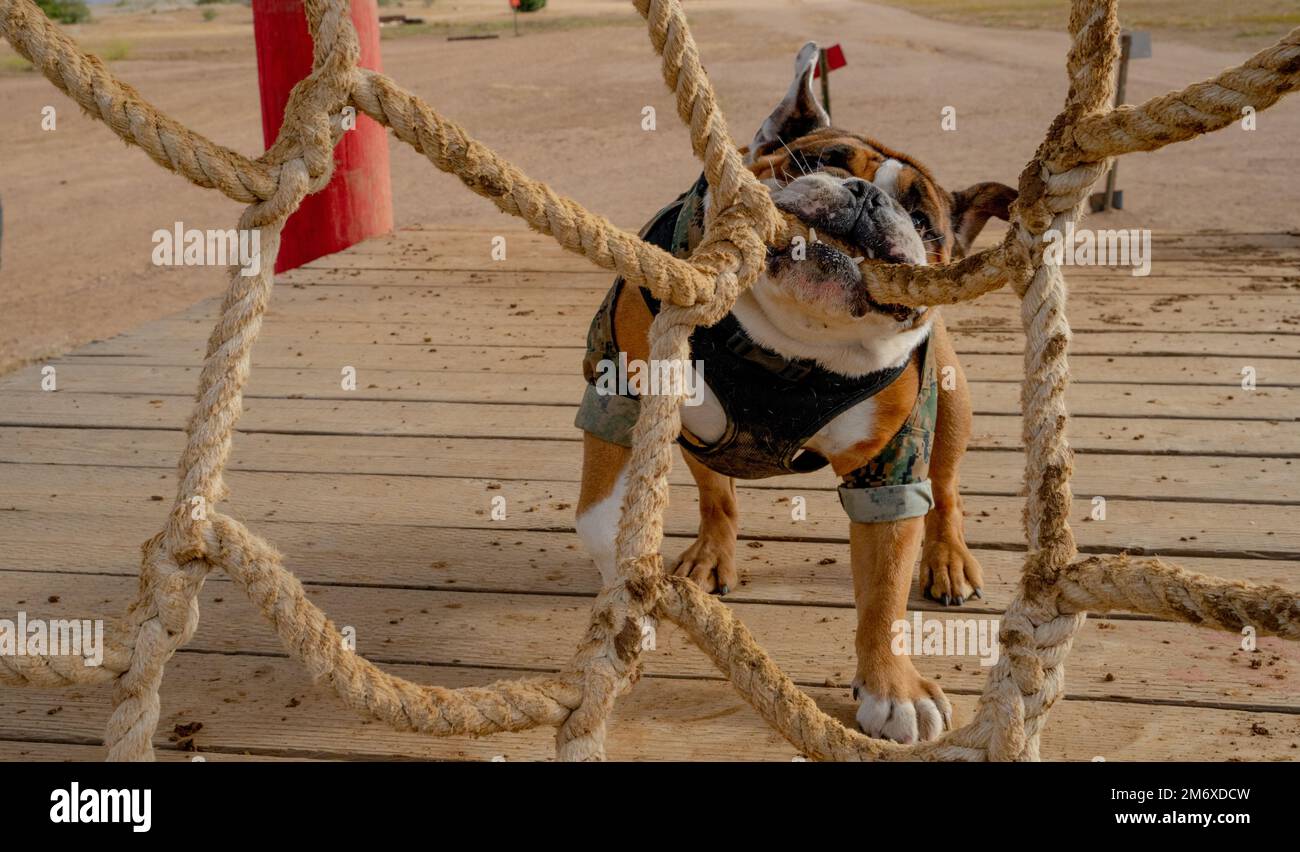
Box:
<box><xmin>910</xmin><ymin>211</ymin><xmax>930</xmax><ymax>233</ymax></box>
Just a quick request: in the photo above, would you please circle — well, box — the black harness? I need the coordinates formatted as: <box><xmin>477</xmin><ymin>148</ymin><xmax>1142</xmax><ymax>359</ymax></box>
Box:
<box><xmin>589</xmin><ymin>174</ymin><xmax>918</xmax><ymax>480</ymax></box>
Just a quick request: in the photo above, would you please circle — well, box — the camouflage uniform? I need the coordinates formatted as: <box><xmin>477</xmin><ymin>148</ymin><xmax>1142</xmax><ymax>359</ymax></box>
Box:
<box><xmin>836</xmin><ymin>342</ymin><xmax>937</xmax><ymax>523</ymax></box>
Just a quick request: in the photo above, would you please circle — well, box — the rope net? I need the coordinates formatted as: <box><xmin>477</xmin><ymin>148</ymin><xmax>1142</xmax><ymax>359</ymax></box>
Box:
<box><xmin>2</xmin><ymin>0</ymin><xmax>1298</xmax><ymax>761</ymax></box>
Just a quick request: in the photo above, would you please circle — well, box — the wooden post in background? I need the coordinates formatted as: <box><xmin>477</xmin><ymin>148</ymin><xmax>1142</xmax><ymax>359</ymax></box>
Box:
<box><xmin>818</xmin><ymin>49</ymin><xmax>831</xmax><ymax>122</ymax></box>
<box><xmin>252</xmin><ymin>0</ymin><xmax>394</xmax><ymax>273</ymax></box>
<box><xmin>1090</xmin><ymin>30</ymin><xmax>1152</xmax><ymax>212</ymax></box>
<box><xmin>813</xmin><ymin>44</ymin><xmax>846</xmax><ymax>123</ymax></box>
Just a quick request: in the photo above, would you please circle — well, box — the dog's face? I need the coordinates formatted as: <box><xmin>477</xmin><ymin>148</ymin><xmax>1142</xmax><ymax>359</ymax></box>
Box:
<box><xmin>740</xmin><ymin>43</ymin><xmax>1016</xmax><ymax>331</ymax></box>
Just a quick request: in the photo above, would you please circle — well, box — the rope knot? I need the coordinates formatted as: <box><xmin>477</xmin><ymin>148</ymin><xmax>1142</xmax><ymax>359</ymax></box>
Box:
<box><xmin>138</xmin><ymin>535</ymin><xmax>209</xmax><ymax>650</ymax></box>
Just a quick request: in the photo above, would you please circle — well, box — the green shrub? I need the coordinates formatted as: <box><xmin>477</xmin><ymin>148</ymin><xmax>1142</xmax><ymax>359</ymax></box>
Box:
<box><xmin>202</xmin><ymin>7</ymin><xmax>217</xmax><ymax>20</ymax></box>
<box><xmin>1</xmin><ymin>55</ymin><xmax>35</xmax><ymax>73</ymax></box>
<box><xmin>100</xmin><ymin>39</ymin><xmax>131</xmax><ymax>61</ymax></box>
<box><xmin>36</xmin><ymin>0</ymin><xmax>90</xmax><ymax>24</ymax></box>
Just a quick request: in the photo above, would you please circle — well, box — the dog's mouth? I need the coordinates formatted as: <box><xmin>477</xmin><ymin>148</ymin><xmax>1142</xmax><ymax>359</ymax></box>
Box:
<box><xmin>765</xmin><ymin>175</ymin><xmax>926</xmax><ymax>323</ymax></box>
<box><xmin>765</xmin><ymin>240</ymin><xmax>920</xmax><ymax>323</ymax></box>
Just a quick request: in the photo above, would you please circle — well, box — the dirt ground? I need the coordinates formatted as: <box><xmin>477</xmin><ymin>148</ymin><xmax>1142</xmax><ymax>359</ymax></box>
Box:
<box><xmin>1</xmin><ymin>0</ymin><xmax>1297</xmax><ymax>374</ymax></box>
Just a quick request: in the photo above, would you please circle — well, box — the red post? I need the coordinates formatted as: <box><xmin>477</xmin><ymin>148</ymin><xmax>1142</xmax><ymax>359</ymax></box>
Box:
<box><xmin>252</xmin><ymin>0</ymin><xmax>394</xmax><ymax>273</ymax></box>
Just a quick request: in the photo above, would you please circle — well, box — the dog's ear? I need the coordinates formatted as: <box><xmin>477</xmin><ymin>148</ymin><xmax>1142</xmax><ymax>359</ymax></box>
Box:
<box><xmin>950</xmin><ymin>182</ymin><xmax>1017</xmax><ymax>255</ymax></box>
<box><xmin>746</xmin><ymin>42</ymin><xmax>831</xmax><ymax>164</ymax></box>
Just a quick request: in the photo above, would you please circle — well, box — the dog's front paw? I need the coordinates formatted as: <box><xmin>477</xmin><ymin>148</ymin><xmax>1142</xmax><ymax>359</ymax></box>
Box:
<box><xmin>671</xmin><ymin>535</ymin><xmax>738</xmax><ymax>595</ymax></box>
<box><xmin>920</xmin><ymin>533</ymin><xmax>983</xmax><ymax>606</ymax></box>
<box><xmin>852</xmin><ymin>665</ymin><xmax>952</xmax><ymax>744</ymax></box>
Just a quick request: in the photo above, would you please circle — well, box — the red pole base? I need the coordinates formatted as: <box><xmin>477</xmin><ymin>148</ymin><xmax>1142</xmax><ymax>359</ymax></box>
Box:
<box><xmin>252</xmin><ymin>0</ymin><xmax>394</xmax><ymax>274</ymax></box>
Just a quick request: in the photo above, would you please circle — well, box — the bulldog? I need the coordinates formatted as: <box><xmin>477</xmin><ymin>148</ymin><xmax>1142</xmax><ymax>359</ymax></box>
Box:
<box><xmin>573</xmin><ymin>43</ymin><xmax>1016</xmax><ymax>744</ymax></box>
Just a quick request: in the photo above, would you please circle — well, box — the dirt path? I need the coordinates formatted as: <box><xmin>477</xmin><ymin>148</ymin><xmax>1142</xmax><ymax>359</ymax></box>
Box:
<box><xmin>1</xmin><ymin>0</ymin><xmax>1297</xmax><ymax>374</ymax></box>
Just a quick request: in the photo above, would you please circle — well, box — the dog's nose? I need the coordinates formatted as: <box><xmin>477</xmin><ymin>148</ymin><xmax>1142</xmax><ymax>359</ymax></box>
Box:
<box><xmin>844</xmin><ymin>178</ymin><xmax>879</xmax><ymax>207</ymax></box>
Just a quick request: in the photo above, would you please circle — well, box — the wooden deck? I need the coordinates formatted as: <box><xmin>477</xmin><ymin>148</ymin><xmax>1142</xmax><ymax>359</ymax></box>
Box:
<box><xmin>2</xmin><ymin>226</ymin><xmax>1298</xmax><ymax>761</ymax></box>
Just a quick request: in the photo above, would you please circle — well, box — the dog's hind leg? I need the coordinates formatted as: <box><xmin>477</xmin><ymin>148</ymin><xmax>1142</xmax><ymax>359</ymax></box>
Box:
<box><xmin>919</xmin><ymin>315</ymin><xmax>984</xmax><ymax>605</ymax></box>
<box><xmin>576</xmin><ymin>431</ymin><xmax>659</xmax><ymax>653</ymax></box>
<box><xmin>576</xmin><ymin>431</ymin><xmax>632</xmax><ymax>586</ymax></box>
<box><xmin>671</xmin><ymin>446</ymin><xmax>740</xmax><ymax>595</ymax></box>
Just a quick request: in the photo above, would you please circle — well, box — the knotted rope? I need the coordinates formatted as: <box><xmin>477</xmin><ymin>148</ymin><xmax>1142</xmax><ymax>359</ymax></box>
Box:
<box><xmin>2</xmin><ymin>0</ymin><xmax>1298</xmax><ymax>761</ymax></box>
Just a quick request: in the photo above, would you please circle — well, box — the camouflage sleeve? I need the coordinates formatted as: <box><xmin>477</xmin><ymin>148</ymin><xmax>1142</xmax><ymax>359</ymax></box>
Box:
<box><xmin>576</xmin><ymin>182</ymin><xmax>703</xmax><ymax>450</ymax></box>
<box><xmin>838</xmin><ymin>480</ymin><xmax>935</xmax><ymax>523</ymax></box>
<box><xmin>576</xmin><ymin>280</ymin><xmax>640</xmax><ymax>448</ymax></box>
<box><xmin>574</xmin><ymin>383</ymin><xmax>640</xmax><ymax>448</ymax></box>
<box><xmin>837</xmin><ymin>338</ymin><xmax>939</xmax><ymax>523</ymax></box>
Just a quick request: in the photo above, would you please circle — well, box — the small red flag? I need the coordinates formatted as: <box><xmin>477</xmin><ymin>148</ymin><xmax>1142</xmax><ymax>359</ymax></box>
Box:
<box><xmin>812</xmin><ymin>43</ymin><xmax>847</xmax><ymax>78</ymax></box>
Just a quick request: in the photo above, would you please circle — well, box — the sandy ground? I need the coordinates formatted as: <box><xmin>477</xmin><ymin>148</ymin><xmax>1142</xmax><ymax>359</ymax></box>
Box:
<box><xmin>1</xmin><ymin>0</ymin><xmax>1297</xmax><ymax>374</ymax></box>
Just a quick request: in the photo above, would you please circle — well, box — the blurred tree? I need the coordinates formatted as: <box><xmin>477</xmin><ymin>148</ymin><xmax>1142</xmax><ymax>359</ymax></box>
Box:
<box><xmin>37</xmin><ymin>0</ymin><xmax>90</xmax><ymax>24</ymax></box>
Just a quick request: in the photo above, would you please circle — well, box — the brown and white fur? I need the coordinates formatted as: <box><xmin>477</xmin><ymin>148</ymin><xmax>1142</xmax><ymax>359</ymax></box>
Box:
<box><xmin>575</xmin><ymin>43</ymin><xmax>1015</xmax><ymax>744</ymax></box>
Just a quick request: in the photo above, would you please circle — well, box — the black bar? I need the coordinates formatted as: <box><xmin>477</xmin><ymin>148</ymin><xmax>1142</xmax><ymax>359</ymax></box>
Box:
<box><xmin>6</xmin><ymin>760</ymin><xmax>1291</xmax><ymax>838</ymax></box>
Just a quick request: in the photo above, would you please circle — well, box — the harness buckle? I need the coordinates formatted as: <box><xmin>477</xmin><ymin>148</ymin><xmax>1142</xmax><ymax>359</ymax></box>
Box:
<box><xmin>726</xmin><ymin>329</ymin><xmax>814</xmax><ymax>383</ymax></box>
<box><xmin>725</xmin><ymin>329</ymin><xmax>755</xmax><ymax>357</ymax></box>
<box><xmin>776</xmin><ymin>360</ymin><xmax>813</xmax><ymax>382</ymax></box>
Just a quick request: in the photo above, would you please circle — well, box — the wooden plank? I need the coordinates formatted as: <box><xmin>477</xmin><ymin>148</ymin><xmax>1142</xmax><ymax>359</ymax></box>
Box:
<box><xmin>62</xmin><ymin>316</ymin><xmax>1300</xmax><ymax>357</ymax></box>
<box><xmin>2</xmin><ymin>653</ymin><xmax>1296</xmax><ymax>762</ymax></box>
<box><xmin>174</xmin><ymin>284</ymin><xmax>1300</xmax><ymax>333</ymax></box>
<box><xmin>3</xmin><ymin>511</ymin><xmax>1295</xmax><ymax>614</ymax></box>
<box><xmin>275</xmin><ymin>264</ymin><xmax>1300</xmax><ymax>297</ymax></box>
<box><xmin>68</xmin><ymin>279</ymin><xmax>1293</xmax><ymax>334</ymax></box>
<box><xmin>298</xmin><ymin>228</ymin><xmax>1300</xmax><ymax>277</ymax></box>
<box><xmin>3</xmin><ymin>363</ymin><xmax>1294</xmax><ymax>419</ymax></box>
<box><xmin>342</xmin><ymin>226</ymin><xmax>1300</xmax><ymax>251</ymax></box>
<box><xmin>337</xmin><ymin>225</ymin><xmax>1300</xmax><ymax>248</ymax></box>
<box><xmin>3</xmin><ymin>571</ymin><xmax>1296</xmax><ymax>712</ymax></box>
<box><xmin>307</xmin><ymin>253</ymin><xmax>1298</xmax><ymax>279</ymax></box>
<box><xmin>0</xmin><ymin>740</ymin><xmax>320</xmax><ymax>762</ymax></box>
<box><xmin>3</xmin><ymin>464</ymin><xmax>1298</xmax><ymax>557</ymax></box>
<box><xmin>4</xmin><ymin>428</ymin><xmax>1297</xmax><ymax>504</ymax></box>
<box><xmin>310</xmin><ymin>254</ymin><xmax>1297</xmax><ymax>278</ymax></box>
<box><xmin>293</xmin><ymin>232</ymin><xmax>1300</xmax><ymax>262</ymax></box>
<box><xmin>2</xmin><ymin>393</ymin><xmax>1295</xmax><ymax>455</ymax></box>
<box><xmin>54</xmin><ymin>338</ymin><xmax>1300</xmax><ymax>391</ymax></box>
<box><xmin>278</xmin><ymin>266</ymin><xmax>1300</xmax><ymax>297</ymax></box>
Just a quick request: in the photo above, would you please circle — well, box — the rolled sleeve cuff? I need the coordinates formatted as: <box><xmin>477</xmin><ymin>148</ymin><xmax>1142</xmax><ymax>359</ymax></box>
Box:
<box><xmin>574</xmin><ymin>383</ymin><xmax>640</xmax><ymax>448</ymax></box>
<box><xmin>837</xmin><ymin>479</ymin><xmax>935</xmax><ymax>523</ymax></box>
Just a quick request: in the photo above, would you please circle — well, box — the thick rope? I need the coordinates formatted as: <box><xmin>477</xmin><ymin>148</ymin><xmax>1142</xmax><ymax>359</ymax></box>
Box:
<box><xmin>554</xmin><ymin>0</ymin><xmax>786</xmax><ymax>760</ymax></box>
<box><xmin>211</xmin><ymin>513</ymin><xmax>585</xmax><ymax>733</ymax></box>
<box><xmin>1059</xmin><ymin>555</ymin><xmax>1300</xmax><ymax>637</ymax></box>
<box><xmin>941</xmin><ymin>0</ymin><xmax>1124</xmax><ymax>761</ymax></box>
<box><xmin>1063</xmin><ymin>26</ymin><xmax>1300</xmax><ymax>168</ymax></box>
<box><xmin>0</xmin><ymin>0</ymin><xmax>277</xmax><ymax>202</ymax></box>
<box><xmin>0</xmin><ymin>620</ymin><xmax>132</xmax><ymax>687</ymax></box>
<box><xmin>3</xmin><ymin>0</ymin><xmax>1300</xmax><ymax>763</ymax></box>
